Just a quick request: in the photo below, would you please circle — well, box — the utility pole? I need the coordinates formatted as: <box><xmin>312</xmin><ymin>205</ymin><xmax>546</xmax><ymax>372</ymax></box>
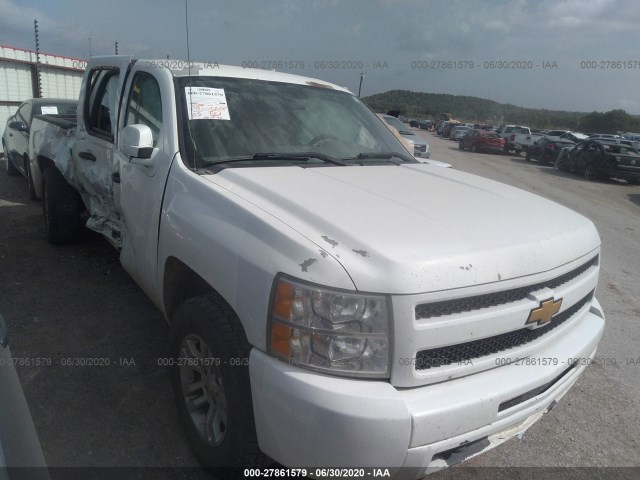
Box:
<box><xmin>33</xmin><ymin>19</ymin><xmax>42</xmax><ymax>98</ymax></box>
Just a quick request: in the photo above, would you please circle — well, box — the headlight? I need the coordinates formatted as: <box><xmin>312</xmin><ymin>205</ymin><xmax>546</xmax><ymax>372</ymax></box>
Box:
<box><xmin>268</xmin><ymin>276</ymin><xmax>390</xmax><ymax>378</ymax></box>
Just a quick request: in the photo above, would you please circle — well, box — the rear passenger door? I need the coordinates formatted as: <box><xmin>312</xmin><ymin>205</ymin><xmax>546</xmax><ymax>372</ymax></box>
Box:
<box><xmin>73</xmin><ymin>57</ymin><xmax>132</xmax><ymax>246</ymax></box>
<box><xmin>576</xmin><ymin>142</ymin><xmax>598</xmax><ymax>171</ymax></box>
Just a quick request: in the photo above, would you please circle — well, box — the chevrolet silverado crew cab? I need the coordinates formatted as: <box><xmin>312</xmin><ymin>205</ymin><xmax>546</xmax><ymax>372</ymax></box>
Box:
<box><xmin>31</xmin><ymin>56</ymin><xmax>604</xmax><ymax>476</ymax></box>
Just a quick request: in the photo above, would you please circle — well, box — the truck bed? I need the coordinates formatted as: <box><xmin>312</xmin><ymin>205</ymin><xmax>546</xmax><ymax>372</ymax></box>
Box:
<box><xmin>32</xmin><ymin>114</ymin><xmax>77</xmax><ymax>130</ymax></box>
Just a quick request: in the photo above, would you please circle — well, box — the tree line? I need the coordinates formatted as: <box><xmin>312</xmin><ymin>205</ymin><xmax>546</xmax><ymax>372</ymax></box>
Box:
<box><xmin>363</xmin><ymin>90</ymin><xmax>640</xmax><ymax>133</ymax></box>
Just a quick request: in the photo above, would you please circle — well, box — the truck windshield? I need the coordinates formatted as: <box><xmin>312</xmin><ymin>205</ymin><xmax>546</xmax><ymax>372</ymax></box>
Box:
<box><xmin>177</xmin><ymin>76</ymin><xmax>412</xmax><ymax>168</ymax></box>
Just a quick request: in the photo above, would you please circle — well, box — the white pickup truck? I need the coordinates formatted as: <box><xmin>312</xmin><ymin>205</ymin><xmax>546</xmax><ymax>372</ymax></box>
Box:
<box><xmin>495</xmin><ymin>124</ymin><xmax>541</xmax><ymax>155</ymax></box>
<box><xmin>31</xmin><ymin>56</ymin><xmax>604</xmax><ymax>476</ymax></box>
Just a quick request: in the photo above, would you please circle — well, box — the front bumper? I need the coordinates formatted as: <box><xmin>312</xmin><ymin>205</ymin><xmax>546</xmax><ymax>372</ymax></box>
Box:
<box><xmin>249</xmin><ymin>299</ymin><xmax>604</xmax><ymax>476</ymax></box>
<box><xmin>602</xmin><ymin>165</ymin><xmax>640</xmax><ymax>181</ymax></box>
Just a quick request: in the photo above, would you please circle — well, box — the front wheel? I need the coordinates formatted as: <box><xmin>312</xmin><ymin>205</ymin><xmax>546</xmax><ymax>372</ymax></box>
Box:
<box><xmin>171</xmin><ymin>294</ymin><xmax>268</xmax><ymax>471</ymax></box>
<box><xmin>557</xmin><ymin>156</ymin><xmax>569</xmax><ymax>172</ymax></box>
<box><xmin>584</xmin><ymin>163</ymin><xmax>600</xmax><ymax>182</ymax></box>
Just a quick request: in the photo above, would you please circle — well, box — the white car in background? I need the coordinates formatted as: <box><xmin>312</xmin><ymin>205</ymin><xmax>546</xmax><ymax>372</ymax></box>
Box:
<box><xmin>560</xmin><ymin>131</ymin><xmax>589</xmax><ymax>143</ymax></box>
<box><xmin>378</xmin><ymin>114</ymin><xmax>431</xmax><ymax>158</ymax></box>
<box><xmin>451</xmin><ymin>125</ymin><xmax>472</xmax><ymax>140</ymax></box>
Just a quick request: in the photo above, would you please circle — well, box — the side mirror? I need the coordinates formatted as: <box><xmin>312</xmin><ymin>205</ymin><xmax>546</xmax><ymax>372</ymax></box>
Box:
<box><xmin>8</xmin><ymin>120</ymin><xmax>27</xmax><ymax>132</ymax></box>
<box><xmin>121</xmin><ymin>124</ymin><xmax>157</xmax><ymax>166</ymax></box>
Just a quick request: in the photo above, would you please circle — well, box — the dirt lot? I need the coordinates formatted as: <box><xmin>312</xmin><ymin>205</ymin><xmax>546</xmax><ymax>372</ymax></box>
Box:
<box><xmin>1</xmin><ymin>132</ymin><xmax>639</xmax><ymax>478</ymax></box>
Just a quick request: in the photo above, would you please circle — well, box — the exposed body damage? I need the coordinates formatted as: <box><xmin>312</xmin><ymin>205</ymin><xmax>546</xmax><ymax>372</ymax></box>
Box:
<box><xmin>32</xmin><ymin>56</ymin><xmax>605</xmax><ymax>476</ymax></box>
<box><xmin>36</xmin><ymin>127</ymin><xmax>123</xmax><ymax>246</ymax></box>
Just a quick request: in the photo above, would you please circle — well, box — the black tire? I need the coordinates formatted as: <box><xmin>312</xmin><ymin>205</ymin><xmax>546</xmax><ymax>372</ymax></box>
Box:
<box><xmin>584</xmin><ymin>163</ymin><xmax>600</xmax><ymax>182</ymax></box>
<box><xmin>25</xmin><ymin>156</ymin><xmax>37</xmax><ymax>200</ymax></box>
<box><xmin>628</xmin><ymin>178</ymin><xmax>640</xmax><ymax>186</ymax></box>
<box><xmin>557</xmin><ymin>156</ymin><xmax>569</xmax><ymax>172</ymax></box>
<box><xmin>43</xmin><ymin>167</ymin><xmax>83</xmax><ymax>244</ymax></box>
<box><xmin>170</xmin><ymin>294</ymin><xmax>268</xmax><ymax>472</ymax></box>
<box><xmin>470</xmin><ymin>144</ymin><xmax>477</xmax><ymax>153</ymax></box>
<box><xmin>525</xmin><ymin>152</ymin><xmax>531</xmax><ymax>162</ymax></box>
<box><xmin>4</xmin><ymin>151</ymin><xmax>19</xmax><ymax>176</ymax></box>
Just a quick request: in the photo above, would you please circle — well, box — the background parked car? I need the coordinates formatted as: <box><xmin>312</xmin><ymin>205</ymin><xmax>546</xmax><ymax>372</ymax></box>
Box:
<box><xmin>560</xmin><ymin>131</ymin><xmax>589</xmax><ymax>143</ymax></box>
<box><xmin>377</xmin><ymin>114</ymin><xmax>431</xmax><ymax>158</ymax></box>
<box><xmin>417</xmin><ymin>119</ymin><xmax>432</xmax><ymax>130</ymax></box>
<box><xmin>557</xmin><ymin>139</ymin><xmax>640</xmax><ymax>184</ymax></box>
<box><xmin>525</xmin><ymin>136</ymin><xmax>576</xmax><ymax>164</ymax></box>
<box><xmin>450</xmin><ymin>125</ymin><xmax>472</xmax><ymax>140</ymax></box>
<box><xmin>2</xmin><ymin>98</ymin><xmax>77</xmax><ymax>199</ymax></box>
<box><xmin>545</xmin><ymin>129</ymin><xmax>569</xmax><ymax>137</ymax></box>
<box><xmin>442</xmin><ymin>120</ymin><xmax>461</xmax><ymax>138</ymax></box>
<box><xmin>458</xmin><ymin>129</ymin><xmax>505</xmax><ymax>153</ymax></box>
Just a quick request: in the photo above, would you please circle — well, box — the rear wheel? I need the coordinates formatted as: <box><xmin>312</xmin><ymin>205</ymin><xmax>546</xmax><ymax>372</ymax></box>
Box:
<box><xmin>171</xmin><ymin>294</ymin><xmax>269</xmax><ymax>472</ymax></box>
<box><xmin>4</xmin><ymin>151</ymin><xmax>19</xmax><ymax>176</ymax></box>
<box><xmin>25</xmin><ymin>156</ymin><xmax>37</xmax><ymax>200</ymax></box>
<box><xmin>43</xmin><ymin>167</ymin><xmax>83</xmax><ymax>244</ymax></box>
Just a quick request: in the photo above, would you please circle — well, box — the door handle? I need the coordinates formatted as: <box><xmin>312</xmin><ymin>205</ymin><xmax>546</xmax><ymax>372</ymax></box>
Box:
<box><xmin>112</xmin><ymin>172</ymin><xmax>120</xmax><ymax>184</ymax></box>
<box><xmin>79</xmin><ymin>151</ymin><xmax>96</xmax><ymax>161</ymax></box>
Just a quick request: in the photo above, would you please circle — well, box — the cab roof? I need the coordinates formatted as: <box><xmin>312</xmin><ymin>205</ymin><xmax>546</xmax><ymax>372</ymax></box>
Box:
<box><xmin>138</xmin><ymin>58</ymin><xmax>351</xmax><ymax>93</ymax></box>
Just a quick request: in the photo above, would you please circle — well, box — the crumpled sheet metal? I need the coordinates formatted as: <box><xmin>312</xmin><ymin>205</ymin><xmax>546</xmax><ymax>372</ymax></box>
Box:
<box><xmin>51</xmin><ymin>128</ymin><xmax>123</xmax><ymax>248</ymax></box>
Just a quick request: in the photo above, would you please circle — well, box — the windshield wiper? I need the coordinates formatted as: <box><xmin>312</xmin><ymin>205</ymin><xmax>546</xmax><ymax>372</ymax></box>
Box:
<box><xmin>252</xmin><ymin>152</ymin><xmax>347</xmax><ymax>165</ymax></box>
<box><xmin>348</xmin><ymin>152</ymin><xmax>415</xmax><ymax>163</ymax></box>
<box><xmin>200</xmin><ymin>152</ymin><xmax>347</xmax><ymax>168</ymax></box>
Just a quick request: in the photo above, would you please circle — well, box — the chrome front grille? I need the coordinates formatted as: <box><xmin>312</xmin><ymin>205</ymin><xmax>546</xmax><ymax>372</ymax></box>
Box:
<box><xmin>391</xmin><ymin>251</ymin><xmax>601</xmax><ymax>387</ymax></box>
<box><xmin>414</xmin><ymin>291</ymin><xmax>594</xmax><ymax>370</ymax></box>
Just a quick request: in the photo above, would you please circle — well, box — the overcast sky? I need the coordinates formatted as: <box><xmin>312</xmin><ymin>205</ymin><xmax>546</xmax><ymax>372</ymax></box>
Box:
<box><xmin>2</xmin><ymin>0</ymin><xmax>640</xmax><ymax>113</ymax></box>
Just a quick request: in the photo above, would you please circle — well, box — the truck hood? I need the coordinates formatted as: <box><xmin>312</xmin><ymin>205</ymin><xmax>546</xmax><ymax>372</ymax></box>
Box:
<box><xmin>204</xmin><ymin>164</ymin><xmax>600</xmax><ymax>294</ymax></box>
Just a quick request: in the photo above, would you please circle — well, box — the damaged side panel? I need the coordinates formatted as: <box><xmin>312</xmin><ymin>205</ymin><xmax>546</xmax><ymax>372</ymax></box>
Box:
<box><xmin>57</xmin><ymin>57</ymin><xmax>134</xmax><ymax>248</ymax></box>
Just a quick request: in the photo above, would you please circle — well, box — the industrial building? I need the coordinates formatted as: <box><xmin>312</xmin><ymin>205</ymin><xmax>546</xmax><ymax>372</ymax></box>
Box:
<box><xmin>0</xmin><ymin>44</ymin><xmax>85</xmax><ymax>154</ymax></box>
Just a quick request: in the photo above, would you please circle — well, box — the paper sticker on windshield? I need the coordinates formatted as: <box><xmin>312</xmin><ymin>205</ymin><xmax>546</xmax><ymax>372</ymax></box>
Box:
<box><xmin>185</xmin><ymin>87</ymin><xmax>230</xmax><ymax>120</ymax></box>
<box><xmin>41</xmin><ymin>106</ymin><xmax>58</xmax><ymax>115</ymax></box>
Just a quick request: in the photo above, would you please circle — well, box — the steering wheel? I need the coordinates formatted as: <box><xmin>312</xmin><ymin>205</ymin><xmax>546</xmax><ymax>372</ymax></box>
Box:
<box><xmin>308</xmin><ymin>134</ymin><xmax>340</xmax><ymax>146</ymax></box>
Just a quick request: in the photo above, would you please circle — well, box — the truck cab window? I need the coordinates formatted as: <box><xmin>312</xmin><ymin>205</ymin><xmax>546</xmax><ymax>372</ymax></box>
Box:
<box><xmin>124</xmin><ymin>73</ymin><xmax>163</xmax><ymax>147</ymax></box>
<box><xmin>86</xmin><ymin>69</ymin><xmax>119</xmax><ymax>141</ymax></box>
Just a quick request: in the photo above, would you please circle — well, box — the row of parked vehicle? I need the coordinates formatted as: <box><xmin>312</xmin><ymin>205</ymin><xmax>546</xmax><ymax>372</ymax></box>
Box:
<box><xmin>427</xmin><ymin>119</ymin><xmax>640</xmax><ymax>185</ymax></box>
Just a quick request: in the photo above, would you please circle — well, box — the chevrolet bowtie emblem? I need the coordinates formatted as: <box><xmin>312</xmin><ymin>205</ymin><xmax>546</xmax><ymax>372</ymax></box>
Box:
<box><xmin>526</xmin><ymin>298</ymin><xmax>562</xmax><ymax>327</ymax></box>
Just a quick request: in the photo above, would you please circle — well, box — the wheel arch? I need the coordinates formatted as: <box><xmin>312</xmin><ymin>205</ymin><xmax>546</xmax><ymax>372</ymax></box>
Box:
<box><xmin>162</xmin><ymin>256</ymin><xmax>229</xmax><ymax>324</ymax></box>
<box><xmin>36</xmin><ymin>155</ymin><xmax>56</xmax><ymax>174</ymax></box>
